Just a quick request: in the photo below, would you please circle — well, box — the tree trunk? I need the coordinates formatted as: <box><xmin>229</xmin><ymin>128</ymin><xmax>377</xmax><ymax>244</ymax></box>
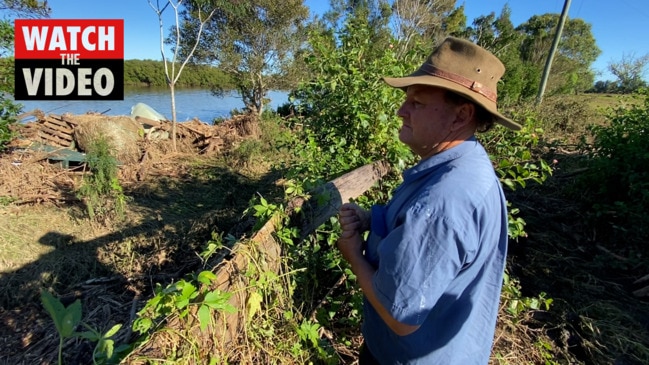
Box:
<box><xmin>170</xmin><ymin>83</ymin><xmax>177</xmax><ymax>152</ymax></box>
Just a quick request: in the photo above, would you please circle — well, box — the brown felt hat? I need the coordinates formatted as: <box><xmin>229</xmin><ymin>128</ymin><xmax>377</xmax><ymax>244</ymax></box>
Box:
<box><xmin>384</xmin><ymin>37</ymin><xmax>521</xmax><ymax>130</ymax></box>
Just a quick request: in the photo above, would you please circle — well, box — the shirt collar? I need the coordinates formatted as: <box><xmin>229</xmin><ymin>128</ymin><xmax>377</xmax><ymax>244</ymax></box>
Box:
<box><xmin>402</xmin><ymin>136</ymin><xmax>478</xmax><ymax>183</ymax></box>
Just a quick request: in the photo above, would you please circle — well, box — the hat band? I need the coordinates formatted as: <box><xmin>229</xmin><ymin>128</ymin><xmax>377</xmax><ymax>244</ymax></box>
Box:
<box><xmin>420</xmin><ymin>64</ymin><xmax>497</xmax><ymax>103</ymax></box>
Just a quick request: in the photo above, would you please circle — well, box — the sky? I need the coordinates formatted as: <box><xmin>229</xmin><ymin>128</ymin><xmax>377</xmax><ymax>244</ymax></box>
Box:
<box><xmin>36</xmin><ymin>0</ymin><xmax>649</xmax><ymax>82</ymax></box>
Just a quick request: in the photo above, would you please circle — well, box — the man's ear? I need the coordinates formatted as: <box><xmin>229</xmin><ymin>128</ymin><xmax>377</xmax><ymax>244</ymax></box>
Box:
<box><xmin>451</xmin><ymin>102</ymin><xmax>475</xmax><ymax>131</ymax></box>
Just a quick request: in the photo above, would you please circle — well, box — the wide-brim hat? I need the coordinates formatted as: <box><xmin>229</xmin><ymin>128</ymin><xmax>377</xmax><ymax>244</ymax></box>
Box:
<box><xmin>383</xmin><ymin>37</ymin><xmax>521</xmax><ymax>130</ymax></box>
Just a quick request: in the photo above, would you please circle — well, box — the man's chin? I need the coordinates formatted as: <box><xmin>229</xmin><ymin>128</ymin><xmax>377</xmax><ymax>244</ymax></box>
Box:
<box><xmin>398</xmin><ymin>129</ymin><xmax>412</xmax><ymax>144</ymax></box>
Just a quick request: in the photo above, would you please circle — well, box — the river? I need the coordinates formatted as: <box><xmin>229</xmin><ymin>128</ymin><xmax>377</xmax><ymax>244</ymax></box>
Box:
<box><xmin>17</xmin><ymin>88</ymin><xmax>290</xmax><ymax>123</ymax></box>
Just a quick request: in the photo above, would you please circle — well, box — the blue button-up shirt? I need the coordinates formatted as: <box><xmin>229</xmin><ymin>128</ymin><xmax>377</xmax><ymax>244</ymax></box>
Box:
<box><xmin>362</xmin><ymin>137</ymin><xmax>508</xmax><ymax>364</ymax></box>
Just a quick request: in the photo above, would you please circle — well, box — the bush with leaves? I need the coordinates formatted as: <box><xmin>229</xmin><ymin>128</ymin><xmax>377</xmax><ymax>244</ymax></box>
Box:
<box><xmin>76</xmin><ymin>135</ymin><xmax>131</xmax><ymax>224</ymax></box>
<box><xmin>579</xmin><ymin>89</ymin><xmax>649</xmax><ymax>247</ymax></box>
<box><xmin>288</xmin><ymin>17</ymin><xmax>418</xmax><ymax>185</ymax></box>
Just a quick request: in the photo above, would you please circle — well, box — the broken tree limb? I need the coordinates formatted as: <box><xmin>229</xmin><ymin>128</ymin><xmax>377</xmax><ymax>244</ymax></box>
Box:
<box><xmin>128</xmin><ymin>160</ymin><xmax>392</xmax><ymax>358</ymax></box>
<box><xmin>633</xmin><ymin>274</ymin><xmax>649</xmax><ymax>297</ymax></box>
<box><xmin>206</xmin><ymin>160</ymin><xmax>391</xmax><ymax>346</ymax></box>
<box><xmin>290</xmin><ymin>160</ymin><xmax>391</xmax><ymax>239</ymax></box>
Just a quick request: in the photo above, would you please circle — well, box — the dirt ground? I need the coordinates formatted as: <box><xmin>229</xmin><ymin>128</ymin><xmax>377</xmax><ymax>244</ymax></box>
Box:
<box><xmin>0</xmin><ymin>113</ymin><xmax>283</xmax><ymax>364</ymax></box>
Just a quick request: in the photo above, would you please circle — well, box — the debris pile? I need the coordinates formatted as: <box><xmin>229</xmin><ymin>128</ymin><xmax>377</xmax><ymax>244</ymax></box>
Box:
<box><xmin>10</xmin><ymin>107</ymin><xmax>261</xmax><ymax>165</ymax></box>
<box><xmin>2</xmin><ymin>107</ymin><xmax>261</xmax><ymax>204</ymax></box>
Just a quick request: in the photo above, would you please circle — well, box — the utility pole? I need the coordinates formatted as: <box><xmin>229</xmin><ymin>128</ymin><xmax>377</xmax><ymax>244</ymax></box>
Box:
<box><xmin>536</xmin><ymin>0</ymin><xmax>572</xmax><ymax>105</ymax></box>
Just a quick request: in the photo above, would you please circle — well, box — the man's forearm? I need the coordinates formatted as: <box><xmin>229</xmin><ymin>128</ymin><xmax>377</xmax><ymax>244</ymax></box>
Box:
<box><xmin>345</xmin><ymin>249</ymin><xmax>420</xmax><ymax>337</ymax></box>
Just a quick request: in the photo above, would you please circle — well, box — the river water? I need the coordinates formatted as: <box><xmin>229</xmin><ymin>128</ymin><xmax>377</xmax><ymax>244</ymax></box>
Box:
<box><xmin>17</xmin><ymin>88</ymin><xmax>290</xmax><ymax>123</ymax></box>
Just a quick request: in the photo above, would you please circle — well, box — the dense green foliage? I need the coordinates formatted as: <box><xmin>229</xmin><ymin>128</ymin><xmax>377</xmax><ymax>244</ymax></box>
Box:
<box><xmin>0</xmin><ymin>21</ymin><xmax>19</xmax><ymax>149</ymax></box>
<box><xmin>518</xmin><ymin>14</ymin><xmax>600</xmax><ymax>92</ymax></box>
<box><xmin>123</xmin><ymin>59</ymin><xmax>233</xmax><ymax>88</ymax></box>
<box><xmin>288</xmin><ymin>17</ymin><xmax>416</xmax><ymax>182</ymax></box>
<box><xmin>0</xmin><ymin>96</ymin><xmax>19</xmax><ymax>149</ymax></box>
<box><xmin>579</xmin><ymin>90</ymin><xmax>649</xmax><ymax>247</ymax></box>
<box><xmin>1</xmin><ymin>21</ymin><xmax>18</xmax><ymax>149</ymax></box>
<box><xmin>462</xmin><ymin>6</ymin><xmax>600</xmax><ymax>101</ymax></box>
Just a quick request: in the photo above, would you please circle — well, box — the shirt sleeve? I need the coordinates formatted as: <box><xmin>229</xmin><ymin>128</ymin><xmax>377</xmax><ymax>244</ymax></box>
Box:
<box><xmin>371</xmin><ymin>200</ymin><xmax>469</xmax><ymax>326</ymax></box>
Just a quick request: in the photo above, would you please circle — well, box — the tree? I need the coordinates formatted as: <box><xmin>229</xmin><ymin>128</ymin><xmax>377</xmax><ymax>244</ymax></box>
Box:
<box><xmin>148</xmin><ymin>0</ymin><xmax>217</xmax><ymax>151</ymax></box>
<box><xmin>179</xmin><ymin>0</ymin><xmax>309</xmax><ymax>116</ymax></box>
<box><xmin>289</xmin><ymin>8</ymin><xmax>416</xmax><ymax>179</ymax></box>
<box><xmin>0</xmin><ymin>0</ymin><xmax>50</xmax><ymax>93</ymax></box>
<box><xmin>0</xmin><ymin>0</ymin><xmax>49</xmax><ymax>17</ymax></box>
<box><xmin>517</xmin><ymin>14</ymin><xmax>600</xmax><ymax>95</ymax></box>
<box><xmin>390</xmin><ymin>0</ymin><xmax>456</xmax><ymax>56</ymax></box>
<box><xmin>608</xmin><ymin>53</ymin><xmax>649</xmax><ymax>94</ymax></box>
<box><xmin>1</xmin><ymin>0</ymin><xmax>50</xmax><ymax>150</ymax></box>
<box><xmin>464</xmin><ymin>6</ymin><xmax>535</xmax><ymax>104</ymax></box>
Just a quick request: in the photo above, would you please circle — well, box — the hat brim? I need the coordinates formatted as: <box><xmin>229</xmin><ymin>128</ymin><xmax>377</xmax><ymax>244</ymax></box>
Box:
<box><xmin>383</xmin><ymin>75</ymin><xmax>522</xmax><ymax>131</ymax></box>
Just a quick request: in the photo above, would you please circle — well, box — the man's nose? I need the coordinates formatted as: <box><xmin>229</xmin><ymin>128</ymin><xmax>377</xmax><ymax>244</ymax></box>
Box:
<box><xmin>397</xmin><ymin>103</ymin><xmax>407</xmax><ymax>118</ymax></box>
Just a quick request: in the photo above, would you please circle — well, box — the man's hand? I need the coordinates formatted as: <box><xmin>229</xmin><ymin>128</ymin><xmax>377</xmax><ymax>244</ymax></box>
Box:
<box><xmin>338</xmin><ymin>203</ymin><xmax>370</xmax><ymax>237</ymax></box>
<box><xmin>337</xmin><ymin>203</ymin><xmax>368</xmax><ymax>265</ymax></box>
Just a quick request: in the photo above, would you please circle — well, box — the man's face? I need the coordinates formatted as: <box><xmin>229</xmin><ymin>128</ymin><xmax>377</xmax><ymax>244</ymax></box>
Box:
<box><xmin>396</xmin><ymin>85</ymin><xmax>460</xmax><ymax>158</ymax></box>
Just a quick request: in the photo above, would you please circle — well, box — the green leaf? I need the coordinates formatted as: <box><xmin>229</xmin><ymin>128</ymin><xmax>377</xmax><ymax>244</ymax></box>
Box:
<box><xmin>132</xmin><ymin>317</ymin><xmax>152</xmax><ymax>334</ymax></box>
<box><xmin>180</xmin><ymin>282</ymin><xmax>197</xmax><ymax>300</ymax></box>
<box><xmin>198</xmin><ymin>304</ymin><xmax>211</xmax><ymax>331</ymax></box>
<box><xmin>98</xmin><ymin>338</ymin><xmax>115</xmax><ymax>359</ymax></box>
<box><xmin>77</xmin><ymin>330</ymin><xmax>99</xmax><ymax>341</ymax></box>
<box><xmin>60</xmin><ymin>300</ymin><xmax>82</xmax><ymax>337</ymax></box>
<box><xmin>40</xmin><ymin>290</ymin><xmax>66</xmax><ymax>335</ymax></box>
<box><xmin>246</xmin><ymin>291</ymin><xmax>263</xmax><ymax>321</ymax></box>
<box><xmin>175</xmin><ymin>297</ymin><xmax>190</xmax><ymax>310</ymax></box>
<box><xmin>203</xmin><ymin>290</ymin><xmax>233</xmax><ymax>310</ymax></box>
<box><xmin>197</xmin><ymin>271</ymin><xmax>217</xmax><ymax>285</ymax></box>
<box><xmin>104</xmin><ymin>323</ymin><xmax>122</xmax><ymax>338</ymax></box>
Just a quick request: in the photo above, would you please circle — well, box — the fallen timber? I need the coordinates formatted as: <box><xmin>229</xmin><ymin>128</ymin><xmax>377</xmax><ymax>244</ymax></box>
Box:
<box><xmin>128</xmin><ymin>160</ymin><xmax>391</xmax><ymax>360</ymax></box>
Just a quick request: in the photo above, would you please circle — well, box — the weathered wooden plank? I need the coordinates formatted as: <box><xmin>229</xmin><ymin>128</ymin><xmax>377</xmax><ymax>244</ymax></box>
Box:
<box><xmin>43</xmin><ymin>117</ymin><xmax>74</xmax><ymax>133</ymax></box>
<box><xmin>40</xmin><ymin>124</ymin><xmax>73</xmax><ymax>141</ymax></box>
<box><xmin>37</xmin><ymin>131</ymin><xmax>70</xmax><ymax>147</ymax></box>
<box><xmin>287</xmin><ymin>160</ymin><xmax>391</xmax><ymax>239</ymax></box>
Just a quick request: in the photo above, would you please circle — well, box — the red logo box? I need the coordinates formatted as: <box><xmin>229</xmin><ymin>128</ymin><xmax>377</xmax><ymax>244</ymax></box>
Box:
<box><xmin>14</xmin><ymin>19</ymin><xmax>124</xmax><ymax>100</ymax></box>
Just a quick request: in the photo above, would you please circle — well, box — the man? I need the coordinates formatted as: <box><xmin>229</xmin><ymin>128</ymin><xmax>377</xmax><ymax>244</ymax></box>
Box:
<box><xmin>337</xmin><ymin>37</ymin><xmax>522</xmax><ymax>364</ymax></box>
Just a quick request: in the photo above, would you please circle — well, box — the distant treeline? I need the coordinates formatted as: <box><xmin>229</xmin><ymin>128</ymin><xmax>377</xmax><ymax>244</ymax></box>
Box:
<box><xmin>123</xmin><ymin>59</ymin><xmax>234</xmax><ymax>89</ymax></box>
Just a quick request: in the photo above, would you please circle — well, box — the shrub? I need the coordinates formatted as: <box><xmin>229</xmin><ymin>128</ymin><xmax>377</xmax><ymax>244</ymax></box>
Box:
<box><xmin>579</xmin><ymin>90</ymin><xmax>649</xmax><ymax>247</ymax></box>
<box><xmin>287</xmin><ymin>20</ymin><xmax>418</xmax><ymax>184</ymax></box>
<box><xmin>76</xmin><ymin>135</ymin><xmax>130</xmax><ymax>224</ymax></box>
